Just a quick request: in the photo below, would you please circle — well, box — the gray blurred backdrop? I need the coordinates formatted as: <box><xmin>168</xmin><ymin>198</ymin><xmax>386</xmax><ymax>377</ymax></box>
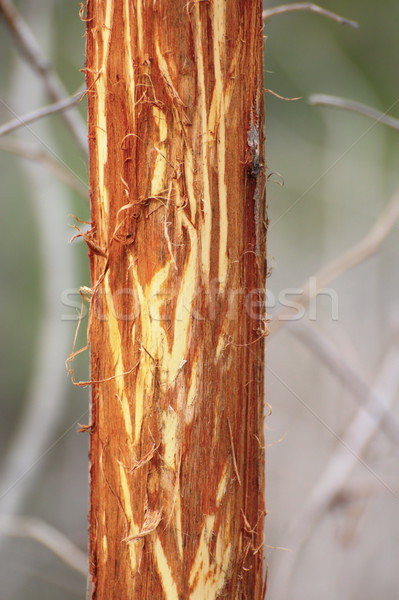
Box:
<box><xmin>0</xmin><ymin>1</ymin><xmax>398</xmax><ymax>599</ymax></box>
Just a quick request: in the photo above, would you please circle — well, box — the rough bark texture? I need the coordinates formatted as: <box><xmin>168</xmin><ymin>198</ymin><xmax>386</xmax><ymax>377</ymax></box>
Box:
<box><xmin>85</xmin><ymin>0</ymin><xmax>266</xmax><ymax>598</ymax></box>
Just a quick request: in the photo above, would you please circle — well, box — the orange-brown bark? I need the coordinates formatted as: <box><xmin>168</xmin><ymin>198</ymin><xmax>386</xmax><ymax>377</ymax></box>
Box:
<box><xmin>85</xmin><ymin>1</ymin><xmax>266</xmax><ymax>598</ymax></box>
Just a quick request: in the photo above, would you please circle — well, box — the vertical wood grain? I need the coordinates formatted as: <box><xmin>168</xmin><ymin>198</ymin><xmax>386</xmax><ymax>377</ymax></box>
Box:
<box><xmin>86</xmin><ymin>1</ymin><xmax>267</xmax><ymax>597</ymax></box>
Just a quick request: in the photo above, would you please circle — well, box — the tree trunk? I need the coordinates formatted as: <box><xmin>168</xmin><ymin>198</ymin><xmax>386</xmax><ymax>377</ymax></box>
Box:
<box><xmin>85</xmin><ymin>1</ymin><xmax>266</xmax><ymax>597</ymax></box>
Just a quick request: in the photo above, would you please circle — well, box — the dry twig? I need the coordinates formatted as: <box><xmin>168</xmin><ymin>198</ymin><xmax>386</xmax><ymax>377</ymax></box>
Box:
<box><xmin>0</xmin><ymin>90</ymin><xmax>83</xmax><ymax>137</ymax></box>
<box><xmin>309</xmin><ymin>94</ymin><xmax>399</xmax><ymax>132</ymax></box>
<box><xmin>291</xmin><ymin>323</ymin><xmax>399</xmax><ymax>443</ymax></box>
<box><xmin>269</xmin><ymin>186</ymin><xmax>399</xmax><ymax>335</ymax></box>
<box><xmin>0</xmin><ymin>515</ymin><xmax>87</xmax><ymax>575</ymax></box>
<box><xmin>0</xmin><ymin>137</ymin><xmax>88</xmax><ymax>199</ymax></box>
<box><xmin>269</xmin><ymin>340</ymin><xmax>399</xmax><ymax>600</ymax></box>
<box><xmin>263</xmin><ymin>3</ymin><xmax>358</xmax><ymax>29</ymax></box>
<box><xmin>0</xmin><ymin>0</ymin><xmax>87</xmax><ymax>151</ymax></box>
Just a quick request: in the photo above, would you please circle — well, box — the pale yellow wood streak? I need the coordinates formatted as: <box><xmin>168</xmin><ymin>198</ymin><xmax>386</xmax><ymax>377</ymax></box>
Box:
<box><xmin>193</xmin><ymin>4</ymin><xmax>212</xmax><ymax>284</ymax></box>
<box><xmin>151</xmin><ymin>106</ymin><xmax>168</xmax><ymax>196</ymax></box>
<box><xmin>131</xmin><ymin>349</ymin><xmax>153</xmax><ymax>444</ymax></box>
<box><xmin>189</xmin><ymin>514</ymin><xmax>232</xmax><ymax>599</ymax></box>
<box><xmin>129</xmin><ymin>259</ymin><xmax>170</xmax><ymax>442</ymax></box>
<box><xmin>171</xmin><ymin>212</ymin><xmax>198</xmax><ymax>379</ymax></box>
<box><xmin>216</xmin><ymin>462</ymin><xmax>228</xmax><ymax>507</ymax></box>
<box><xmin>209</xmin><ymin>30</ymin><xmax>242</xmax><ymax>123</ymax></box>
<box><xmin>215</xmin><ymin>334</ymin><xmax>225</xmax><ymax>361</ymax></box>
<box><xmin>118</xmin><ymin>463</ymin><xmax>140</xmax><ymax>571</ymax></box>
<box><xmin>95</xmin><ymin>1</ymin><xmax>113</xmax><ymax>215</ymax></box>
<box><xmin>136</xmin><ymin>0</ymin><xmax>144</xmax><ymax>56</ymax></box>
<box><xmin>104</xmin><ymin>275</ymin><xmax>133</xmax><ymax>441</ymax></box>
<box><xmin>184</xmin><ymin>146</ymin><xmax>197</xmax><ymax>222</ymax></box>
<box><xmin>174</xmin><ymin>492</ymin><xmax>183</xmax><ymax>559</ymax></box>
<box><xmin>161</xmin><ymin>409</ymin><xmax>183</xmax><ymax>558</ymax></box>
<box><xmin>102</xmin><ymin>535</ymin><xmax>108</xmax><ymax>562</ymax></box>
<box><xmin>211</xmin><ymin>1</ymin><xmax>228</xmax><ymax>289</ymax></box>
<box><xmin>154</xmin><ymin>537</ymin><xmax>179</xmax><ymax>600</ymax></box>
<box><xmin>123</xmin><ymin>0</ymin><xmax>135</xmax><ymax>121</ymax></box>
<box><xmin>153</xmin><ymin>106</ymin><xmax>168</xmax><ymax>141</ymax></box>
<box><xmin>184</xmin><ymin>354</ymin><xmax>199</xmax><ymax>424</ymax></box>
<box><xmin>162</xmin><ymin>409</ymin><xmax>179</xmax><ymax>471</ymax></box>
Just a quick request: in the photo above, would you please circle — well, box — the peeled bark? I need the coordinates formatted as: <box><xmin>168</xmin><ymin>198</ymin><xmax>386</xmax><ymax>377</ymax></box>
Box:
<box><xmin>85</xmin><ymin>1</ymin><xmax>266</xmax><ymax>597</ymax></box>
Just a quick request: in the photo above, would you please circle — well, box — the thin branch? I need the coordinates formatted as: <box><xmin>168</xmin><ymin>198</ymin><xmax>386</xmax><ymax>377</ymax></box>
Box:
<box><xmin>0</xmin><ymin>0</ymin><xmax>87</xmax><ymax>152</ymax></box>
<box><xmin>0</xmin><ymin>90</ymin><xmax>84</xmax><ymax>137</ymax></box>
<box><xmin>0</xmin><ymin>515</ymin><xmax>87</xmax><ymax>576</ymax></box>
<box><xmin>263</xmin><ymin>3</ymin><xmax>358</xmax><ymax>29</ymax></box>
<box><xmin>309</xmin><ymin>94</ymin><xmax>399</xmax><ymax>132</ymax></box>
<box><xmin>291</xmin><ymin>323</ymin><xmax>399</xmax><ymax>444</ymax></box>
<box><xmin>265</xmin><ymin>89</ymin><xmax>302</xmax><ymax>102</ymax></box>
<box><xmin>269</xmin><ymin>340</ymin><xmax>399</xmax><ymax>600</ymax></box>
<box><xmin>0</xmin><ymin>138</ymin><xmax>88</xmax><ymax>200</ymax></box>
<box><xmin>269</xmin><ymin>186</ymin><xmax>399</xmax><ymax>335</ymax></box>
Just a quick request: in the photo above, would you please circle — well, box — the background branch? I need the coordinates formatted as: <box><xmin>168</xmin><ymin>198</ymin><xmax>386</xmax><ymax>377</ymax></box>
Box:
<box><xmin>291</xmin><ymin>323</ymin><xmax>399</xmax><ymax>443</ymax></box>
<box><xmin>0</xmin><ymin>0</ymin><xmax>87</xmax><ymax>152</ymax></box>
<box><xmin>0</xmin><ymin>137</ymin><xmax>88</xmax><ymax>199</ymax></box>
<box><xmin>269</xmin><ymin>339</ymin><xmax>399</xmax><ymax>600</ymax></box>
<box><xmin>309</xmin><ymin>94</ymin><xmax>399</xmax><ymax>132</ymax></box>
<box><xmin>0</xmin><ymin>515</ymin><xmax>87</xmax><ymax>576</ymax></box>
<box><xmin>0</xmin><ymin>90</ymin><xmax>84</xmax><ymax>137</ymax></box>
<box><xmin>263</xmin><ymin>3</ymin><xmax>358</xmax><ymax>28</ymax></box>
<box><xmin>269</xmin><ymin>186</ymin><xmax>399</xmax><ymax>335</ymax></box>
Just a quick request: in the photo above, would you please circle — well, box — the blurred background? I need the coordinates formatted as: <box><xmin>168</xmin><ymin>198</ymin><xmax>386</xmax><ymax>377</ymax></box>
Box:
<box><xmin>0</xmin><ymin>1</ymin><xmax>398</xmax><ymax>598</ymax></box>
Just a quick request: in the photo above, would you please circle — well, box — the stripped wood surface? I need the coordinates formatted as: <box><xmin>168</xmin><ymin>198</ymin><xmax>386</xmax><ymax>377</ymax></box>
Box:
<box><xmin>85</xmin><ymin>1</ymin><xmax>267</xmax><ymax>597</ymax></box>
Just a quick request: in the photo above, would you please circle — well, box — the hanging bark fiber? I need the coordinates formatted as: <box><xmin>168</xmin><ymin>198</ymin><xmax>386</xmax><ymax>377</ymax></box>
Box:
<box><xmin>85</xmin><ymin>0</ymin><xmax>267</xmax><ymax>597</ymax></box>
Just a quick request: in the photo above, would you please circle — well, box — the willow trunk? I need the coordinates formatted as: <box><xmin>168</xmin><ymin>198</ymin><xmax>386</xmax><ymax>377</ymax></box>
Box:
<box><xmin>85</xmin><ymin>0</ymin><xmax>267</xmax><ymax>597</ymax></box>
